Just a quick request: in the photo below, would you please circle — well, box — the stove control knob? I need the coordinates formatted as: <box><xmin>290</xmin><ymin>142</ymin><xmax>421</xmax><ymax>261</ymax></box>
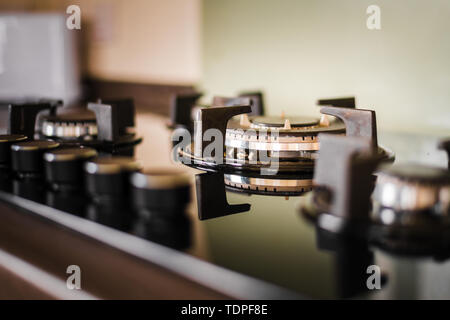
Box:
<box><xmin>84</xmin><ymin>156</ymin><xmax>142</xmax><ymax>199</ymax></box>
<box><xmin>44</xmin><ymin>147</ymin><xmax>98</xmax><ymax>190</ymax></box>
<box><xmin>11</xmin><ymin>140</ymin><xmax>60</xmax><ymax>177</ymax></box>
<box><xmin>0</xmin><ymin>135</ymin><xmax>27</xmax><ymax>169</ymax></box>
<box><xmin>130</xmin><ymin>169</ymin><xmax>191</xmax><ymax>215</ymax></box>
<box><xmin>130</xmin><ymin>169</ymin><xmax>191</xmax><ymax>249</ymax></box>
<box><xmin>373</xmin><ymin>164</ymin><xmax>450</xmax><ymax>220</ymax></box>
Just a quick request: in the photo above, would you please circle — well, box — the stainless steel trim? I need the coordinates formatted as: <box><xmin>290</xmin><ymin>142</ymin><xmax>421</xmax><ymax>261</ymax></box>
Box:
<box><xmin>0</xmin><ymin>191</ymin><xmax>302</xmax><ymax>299</ymax></box>
<box><xmin>0</xmin><ymin>248</ymin><xmax>97</xmax><ymax>300</ymax></box>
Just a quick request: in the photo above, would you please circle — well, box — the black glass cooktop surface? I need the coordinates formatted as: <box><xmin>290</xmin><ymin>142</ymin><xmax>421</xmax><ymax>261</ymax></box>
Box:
<box><xmin>0</xmin><ymin>130</ymin><xmax>449</xmax><ymax>299</ymax></box>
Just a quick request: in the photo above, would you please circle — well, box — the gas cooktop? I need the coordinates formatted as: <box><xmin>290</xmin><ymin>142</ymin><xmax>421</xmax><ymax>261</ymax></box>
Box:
<box><xmin>0</xmin><ymin>96</ymin><xmax>449</xmax><ymax>299</ymax></box>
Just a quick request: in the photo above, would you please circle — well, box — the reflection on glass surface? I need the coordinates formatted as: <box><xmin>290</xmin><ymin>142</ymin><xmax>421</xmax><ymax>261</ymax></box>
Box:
<box><xmin>1</xmin><ymin>129</ymin><xmax>450</xmax><ymax>298</ymax></box>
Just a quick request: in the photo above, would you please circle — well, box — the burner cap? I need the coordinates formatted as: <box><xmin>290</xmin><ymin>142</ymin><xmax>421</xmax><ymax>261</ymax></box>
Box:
<box><xmin>251</xmin><ymin>116</ymin><xmax>319</xmax><ymax>128</ymax></box>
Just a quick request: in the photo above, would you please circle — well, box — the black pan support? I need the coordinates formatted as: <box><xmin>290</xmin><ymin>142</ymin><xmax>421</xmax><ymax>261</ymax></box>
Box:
<box><xmin>169</xmin><ymin>91</ymin><xmax>265</xmax><ymax>133</ymax></box>
<box><xmin>320</xmin><ymin>106</ymin><xmax>378</xmax><ymax>149</ymax></box>
<box><xmin>213</xmin><ymin>91</ymin><xmax>265</xmax><ymax>116</ymax></box>
<box><xmin>87</xmin><ymin>99</ymin><xmax>135</xmax><ymax>142</ymax></box>
<box><xmin>195</xmin><ymin>172</ymin><xmax>250</xmax><ymax>220</ymax></box>
<box><xmin>191</xmin><ymin>104</ymin><xmax>381</xmax><ymax>169</ymax></box>
<box><xmin>317</xmin><ymin>97</ymin><xmax>356</xmax><ymax>109</ymax></box>
<box><xmin>439</xmin><ymin>138</ymin><xmax>450</xmax><ymax>169</ymax></box>
<box><xmin>238</xmin><ymin>91</ymin><xmax>265</xmax><ymax>116</ymax></box>
<box><xmin>311</xmin><ymin>134</ymin><xmax>381</xmax><ymax>227</ymax></box>
<box><xmin>315</xmin><ymin>227</ymin><xmax>383</xmax><ymax>299</ymax></box>
<box><xmin>4</xmin><ymin>99</ymin><xmax>62</xmax><ymax>138</ymax></box>
<box><xmin>170</xmin><ymin>92</ymin><xmax>203</xmax><ymax>131</ymax></box>
<box><xmin>194</xmin><ymin>105</ymin><xmax>252</xmax><ymax>160</ymax></box>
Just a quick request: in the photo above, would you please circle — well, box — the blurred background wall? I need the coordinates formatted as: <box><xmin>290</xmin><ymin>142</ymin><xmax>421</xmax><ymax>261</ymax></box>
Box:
<box><xmin>1</xmin><ymin>0</ymin><xmax>449</xmax><ymax>134</ymax></box>
<box><xmin>201</xmin><ymin>0</ymin><xmax>450</xmax><ymax>134</ymax></box>
<box><xmin>0</xmin><ymin>0</ymin><xmax>201</xmax><ymax>85</ymax></box>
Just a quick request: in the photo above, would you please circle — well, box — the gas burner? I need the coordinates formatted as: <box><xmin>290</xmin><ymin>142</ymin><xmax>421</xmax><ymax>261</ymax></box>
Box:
<box><xmin>212</xmin><ymin>91</ymin><xmax>266</xmax><ymax>116</ymax></box>
<box><xmin>222</xmin><ymin>113</ymin><xmax>344</xmax><ymax>164</ymax></box>
<box><xmin>1</xmin><ymin>99</ymin><xmax>63</xmax><ymax>139</ymax></box>
<box><xmin>176</xmin><ymin>99</ymin><xmax>394</xmax><ymax>176</ymax></box>
<box><xmin>299</xmin><ymin>135</ymin><xmax>450</xmax><ymax>256</ymax></box>
<box><xmin>1</xmin><ymin>98</ymin><xmax>142</xmax><ymax>156</ymax></box>
<box><xmin>41</xmin><ymin>99</ymin><xmax>142</xmax><ymax>155</ymax></box>
<box><xmin>170</xmin><ymin>93</ymin><xmax>394</xmax><ymax>198</ymax></box>
<box><xmin>369</xmin><ymin>162</ymin><xmax>450</xmax><ymax>254</ymax></box>
<box><xmin>373</xmin><ymin>164</ymin><xmax>450</xmax><ymax>218</ymax></box>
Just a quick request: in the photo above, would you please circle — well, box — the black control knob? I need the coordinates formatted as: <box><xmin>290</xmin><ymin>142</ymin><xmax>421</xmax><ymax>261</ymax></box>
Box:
<box><xmin>11</xmin><ymin>140</ymin><xmax>60</xmax><ymax>177</ymax></box>
<box><xmin>130</xmin><ymin>169</ymin><xmax>192</xmax><ymax>249</ymax></box>
<box><xmin>12</xmin><ymin>178</ymin><xmax>45</xmax><ymax>202</ymax></box>
<box><xmin>0</xmin><ymin>135</ymin><xmax>27</xmax><ymax>169</ymax></box>
<box><xmin>44</xmin><ymin>147</ymin><xmax>98</xmax><ymax>190</ymax></box>
<box><xmin>130</xmin><ymin>169</ymin><xmax>191</xmax><ymax>214</ymax></box>
<box><xmin>84</xmin><ymin>156</ymin><xmax>142</xmax><ymax>199</ymax></box>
